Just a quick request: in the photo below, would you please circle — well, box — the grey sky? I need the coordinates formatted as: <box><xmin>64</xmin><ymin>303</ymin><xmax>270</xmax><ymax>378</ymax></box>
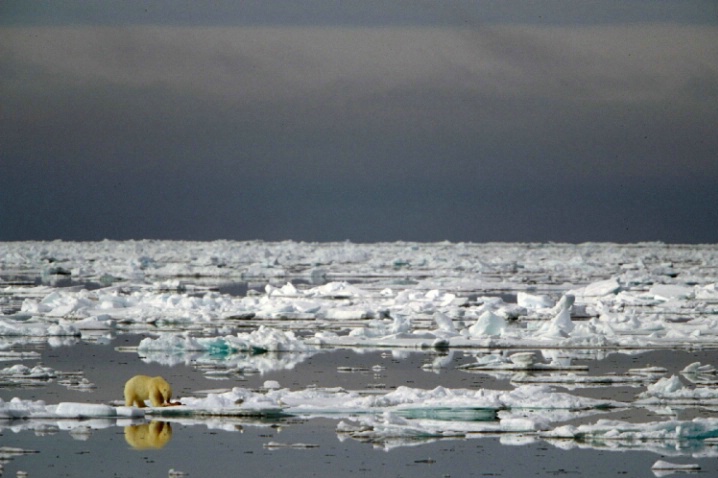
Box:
<box><xmin>2</xmin><ymin>1</ymin><xmax>717</xmax><ymax>243</ymax></box>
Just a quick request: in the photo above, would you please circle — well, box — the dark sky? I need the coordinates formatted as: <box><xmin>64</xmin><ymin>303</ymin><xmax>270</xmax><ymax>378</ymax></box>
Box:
<box><xmin>2</xmin><ymin>1</ymin><xmax>717</xmax><ymax>243</ymax></box>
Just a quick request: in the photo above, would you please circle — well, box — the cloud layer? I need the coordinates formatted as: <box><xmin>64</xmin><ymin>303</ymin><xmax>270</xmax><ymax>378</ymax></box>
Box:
<box><xmin>2</xmin><ymin>18</ymin><xmax>717</xmax><ymax>242</ymax></box>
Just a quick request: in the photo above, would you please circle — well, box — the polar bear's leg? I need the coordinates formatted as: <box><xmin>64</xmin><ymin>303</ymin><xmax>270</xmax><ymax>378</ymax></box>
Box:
<box><xmin>124</xmin><ymin>375</ymin><xmax>152</xmax><ymax>407</ymax></box>
<box><xmin>149</xmin><ymin>388</ymin><xmax>165</xmax><ymax>407</ymax></box>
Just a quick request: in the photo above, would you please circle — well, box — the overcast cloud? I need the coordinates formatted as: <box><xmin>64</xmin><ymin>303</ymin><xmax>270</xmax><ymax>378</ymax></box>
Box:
<box><xmin>2</xmin><ymin>1</ymin><xmax>717</xmax><ymax>243</ymax></box>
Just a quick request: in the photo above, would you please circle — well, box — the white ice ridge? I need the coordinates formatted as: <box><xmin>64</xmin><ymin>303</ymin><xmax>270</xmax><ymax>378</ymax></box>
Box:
<box><xmin>148</xmin><ymin>383</ymin><xmax>622</xmax><ymax>418</ymax></box>
<box><xmin>337</xmin><ymin>413</ymin><xmax>718</xmax><ymax>454</ymax></box>
<box><xmin>545</xmin><ymin>417</ymin><xmax>718</xmax><ymax>442</ymax></box>
<box><xmin>0</xmin><ymin>384</ymin><xmax>617</xmax><ymax>421</ymax></box>
<box><xmin>3</xmin><ymin>241</ymin><xmax>718</xmax><ymax>349</ymax></box>
<box><xmin>2</xmin><ymin>241</ymin><xmax>716</xmax><ymax>286</ymax></box>
<box><xmin>137</xmin><ymin>326</ymin><xmax>312</xmax><ymax>354</ymax></box>
<box><xmin>637</xmin><ymin>375</ymin><xmax>718</xmax><ymax>405</ymax></box>
<box><xmin>5</xmin><ymin>280</ymin><xmax>718</xmax><ymax>349</ymax></box>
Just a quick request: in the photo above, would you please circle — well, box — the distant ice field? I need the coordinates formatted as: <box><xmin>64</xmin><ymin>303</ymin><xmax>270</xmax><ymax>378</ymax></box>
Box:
<box><xmin>1</xmin><ymin>240</ymin><xmax>717</xmax><ymax>477</ymax></box>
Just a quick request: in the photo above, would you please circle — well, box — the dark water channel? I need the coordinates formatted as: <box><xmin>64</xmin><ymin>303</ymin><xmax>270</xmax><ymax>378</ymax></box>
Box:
<box><xmin>2</xmin><ymin>335</ymin><xmax>717</xmax><ymax>477</ymax></box>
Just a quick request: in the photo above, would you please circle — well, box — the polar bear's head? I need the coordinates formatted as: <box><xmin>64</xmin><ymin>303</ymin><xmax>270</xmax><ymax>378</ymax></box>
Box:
<box><xmin>154</xmin><ymin>376</ymin><xmax>172</xmax><ymax>401</ymax></box>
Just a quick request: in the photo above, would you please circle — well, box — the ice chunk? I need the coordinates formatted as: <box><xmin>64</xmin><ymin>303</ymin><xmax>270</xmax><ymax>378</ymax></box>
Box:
<box><xmin>306</xmin><ymin>281</ymin><xmax>366</xmax><ymax>298</ymax></box>
<box><xmin>433</xmin><ymin>311</ymin><xmax>458</xmax><ymax>334</ymax></box>
<box><xmin>54</xmin><ymin>402</ymin><xmax>117</xmax><ymax>418</ymax></box>
<box><xmin>651</xmin><ymin>460</ymin><xmax>700</xmax><ymax>471</ymax></box>
<box><xmin>0</xmin><ymin>397</ymin><xmax>51</xmax><ymax>419</ymax></box>
<box><xmin>544</xmin><ymin>417</ymin><xmax>718</xmax><ymax>441</ymax></box>
<box><xmin>322</xmin><ymin>308</ymin><xmax>372</xmax><ymax>320</ymax></box>
<box><xmin>645</xmin><ymin>375</ymin><xmax>686</xmax><ymax>395</ymax></box>
<box><xmin>570</xmin><ymin>279</ymin><xmax>620</xmax><ymax>298</ymax></box>
<box><xmin>265</xmin><ymin>282</ymin><xmax>297</xmax><ymax>296</ymax></box>
<box><xmin>0</xmin><ymin>364</ymin><xmax>56</xmax><ymax>379</ymax></box>
<box><xmin>47</xmin><ymin>321</ymin><xmax>81</xmax><ymax>336</ymax></box>
<box><xmin>650</xmin><ymin>284</ymin><xmax>695</xmax><ymax>301</ymax></box>
<box><xmin>468</xmin><ymin>311</ymin><xmax>506</xmax><ymax>338</ymax></box>
<box><xmin>74</xmin><ymin>314</ymin><xmax>115</xmax><ymax>330</ymax></box>
<box><xmin>516</xmin><ymin>292</ymin><xmax>554</xmax><ymax>309</ymax></box>
<box><xmin>639</xmin><ymin>374</ymin><xmax>718</xmax><ymax>404</ymax></box>
<box><xmin>509</xmin><ymin>352</ymin><xmax>535</xmax><ymax>366</ymax></box>
<box><xmin>682</xmin><ymin>362</ymin><xmax>716</xmax><ymax>375</ymax></box>
<box><xmin>536</xmin><ymin>294</ymin><xmax>575</xmax><ymax>338</ymax></box>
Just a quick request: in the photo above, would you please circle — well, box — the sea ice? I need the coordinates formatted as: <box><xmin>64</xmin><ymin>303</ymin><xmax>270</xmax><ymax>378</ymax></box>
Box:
<box><xmin>637</xmin><ymin>375</ymin><xmax>718</xmax><ymax>405</ymax></box>
<box><xmin>516</xmin><ymin>292</ymin><xmax>554</xmax><ymax>309</ymax></box>
<box><xmin>145</xmin><ymin>382</ymin><xmax>622</xmax><ymax>419</ymax></box>
<box><xmin>0</xmin><ymin>397</ymin><xmax>140</xmax><ymax>420</ymax></box>
<box><xmin>5</xmin><ymin>243</ymin><xmax>718</xmax><ymax>350</ymax></box>
<box><xmin>138</xmin><ymin>326</ymin><xmax>313</xmax><ymax>355</ymax></box>
<box><xmin>569</xmin><ymin>278</ymin><xmax>621</xmax><ymax>298</ymax></box>
<box><xmin>3</xmin><ymin>240</ymin><xmax>718</xmax><ymax>457</ymax></box>
<box><xmin>0</xmin><ymin>364</ymin><xmax>56</xmax><ymax>379</ymax></box>
<box><xmin>544</xmin><ymin>417</ymin><xmax>718</xmax><ymax>442</ymax></box>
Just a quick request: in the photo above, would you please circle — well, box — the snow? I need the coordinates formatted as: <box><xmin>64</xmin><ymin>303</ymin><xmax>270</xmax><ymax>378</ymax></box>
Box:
<box><xmin>2</xmin><ymin>240</ymin><xmax>718</xmax><ymax>458</ymax></box>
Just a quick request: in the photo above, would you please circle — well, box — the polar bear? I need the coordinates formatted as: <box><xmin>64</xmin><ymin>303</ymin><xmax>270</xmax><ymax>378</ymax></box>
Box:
<box><xmin>124</xmin><ymin>375</ymin><xmax>174</xmax><ymax>408</ymax></box>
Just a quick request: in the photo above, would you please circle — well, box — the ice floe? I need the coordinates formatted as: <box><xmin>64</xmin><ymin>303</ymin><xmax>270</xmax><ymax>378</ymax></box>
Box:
<box><xmin>637</xmin><ymin>375</ymin><xmax>718</xmax><ymax>405</ymax></box>
<box><xmin>0</xmin><ymin>381</ymin><xmax>619</xmax><ymax>424</ymax></box>
<box><xmin>0</xmin><ymin>397</ymin><xmax>140</xmax><ymax>420</ymax></box>
<box><xmin>137</xmin><ymin>326</ymin><xmax>313</xmax><ymax>355</ymax></box>
<box><xmin>544</xmin><ymin>417</ymin><xmax>718</xmax><ymax>445</ymax></box>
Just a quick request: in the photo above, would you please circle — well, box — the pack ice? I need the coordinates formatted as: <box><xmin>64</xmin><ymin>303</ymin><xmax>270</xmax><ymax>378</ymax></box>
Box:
<box><xmin>2</xmin><ymin>240</ymin><xmax>718</xmax><ymax>456</ymax></box>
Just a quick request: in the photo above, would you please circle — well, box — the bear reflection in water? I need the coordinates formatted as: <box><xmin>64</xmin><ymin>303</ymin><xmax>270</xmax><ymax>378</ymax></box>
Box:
<box><xmin>125</xmin><ymin>421</ymin><xmax>173</xmax><ymax>450</ymax></box>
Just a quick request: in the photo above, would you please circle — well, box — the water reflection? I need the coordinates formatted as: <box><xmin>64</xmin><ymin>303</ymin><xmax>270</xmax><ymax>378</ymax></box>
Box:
<box><xmin>124</xmin><ymin>421</ymin><xmax>173</xmax><ymax>450</ymax></box>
